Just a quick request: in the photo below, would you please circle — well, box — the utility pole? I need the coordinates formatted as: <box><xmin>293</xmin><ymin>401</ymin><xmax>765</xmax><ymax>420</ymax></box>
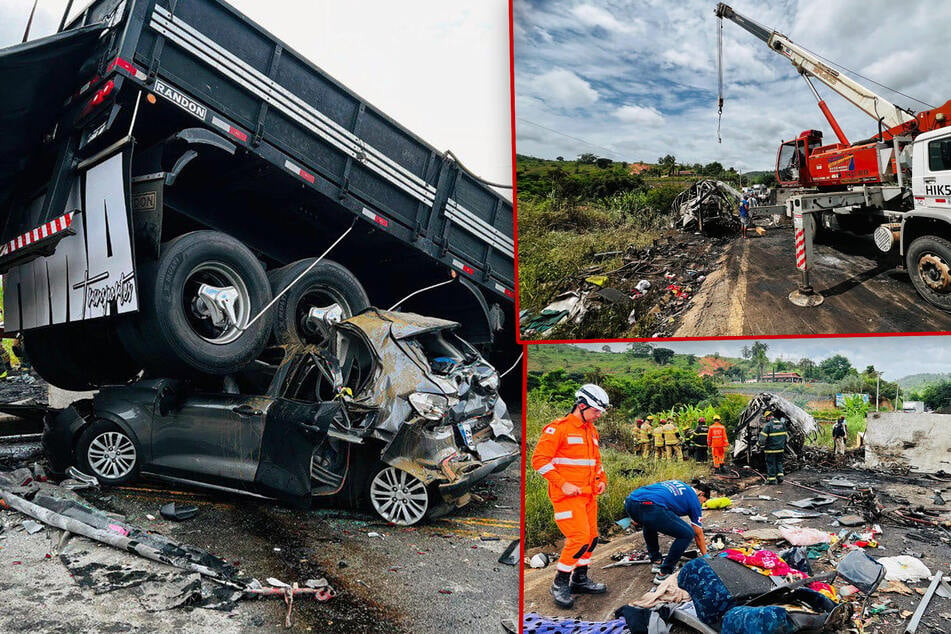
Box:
<box><xmin>876</xmin><ymin>376</ymin><xmax>880</xmax><ymax>412</ymax></box>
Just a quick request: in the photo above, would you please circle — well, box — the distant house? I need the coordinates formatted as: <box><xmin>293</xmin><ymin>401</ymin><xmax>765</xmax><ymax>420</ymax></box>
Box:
<box><xmin>766</xmin><ymin>371</ymin><xmax>804</xmax><ymax>383</ymax></box>
<box><xmin>629</xmin><ymin>162</ymin><xmax>652</xmax><ymax>175</ymax></box>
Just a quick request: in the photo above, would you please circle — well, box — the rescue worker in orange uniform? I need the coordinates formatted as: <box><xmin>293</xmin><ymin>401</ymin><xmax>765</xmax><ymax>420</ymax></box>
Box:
<box><xmin>531</xmin><ymin>384</ymin><xmax>610</xmax><ymax>609</ymax></box>
<box><xmin>707</xmin><ymin>415</ymin><xmax>729</xmax><ymax>473</ymax></box>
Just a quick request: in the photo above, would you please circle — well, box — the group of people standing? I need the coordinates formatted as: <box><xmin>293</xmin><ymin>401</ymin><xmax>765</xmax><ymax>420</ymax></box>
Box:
<box><xmin>531</xmin><ymin>384</ymin><xmax>798</xmax><ymax>609</ymax></box>
<box><xmin>634</xmin><ymin>415</ymin><xmax>729</xmax><ymax>472</ymax></box>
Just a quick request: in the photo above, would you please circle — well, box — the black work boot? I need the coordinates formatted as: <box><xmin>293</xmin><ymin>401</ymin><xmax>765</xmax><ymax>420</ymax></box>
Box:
<box><xmin>570</xmin><ymin>565</ymin><xmax>607</xmax><ymax>594</ymax></box>
<box><xmin>550</xmin><ymin>571</ymin><xmax>574</xmax><ymax>608</ymax></box>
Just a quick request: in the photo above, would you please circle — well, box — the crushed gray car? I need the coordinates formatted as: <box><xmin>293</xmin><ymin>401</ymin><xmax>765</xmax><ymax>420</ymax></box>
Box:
<box><xmin>43</xmin><ymin>309</ymin><xmax>520</xmax><ymax>526</ymax></box>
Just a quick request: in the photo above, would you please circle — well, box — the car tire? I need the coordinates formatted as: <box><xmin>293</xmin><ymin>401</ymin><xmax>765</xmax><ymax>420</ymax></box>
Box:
<box><xmin>22</xmin><ymin>320</ymin><xmax>141</xmax><ymax>390</ymax></box>
<box><xmin>268</xmin><ymin>259</ymin><xmax>369</xmax><ymax>347</ymax></box>
<box><xmin>366</xmin><ymin>462</ymin><xmax>432</xmax><ymax>526</ymax></box>
<box><xmin>907</xmin><ymin>235</ymin><xmax>951</xmax><ymax>312</ymax></box>
<box><xmin>76</xmin><ymin>420</ymin><xmax>141</xmax><ymax>486</ymax></box>
<box><xmin>126</xmin><ymin>231</ymin><xmax>273</xmax><ymax>375</ymax></box>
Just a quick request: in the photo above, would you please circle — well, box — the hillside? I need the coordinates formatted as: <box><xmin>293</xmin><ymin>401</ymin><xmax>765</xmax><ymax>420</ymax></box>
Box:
<box><xmin>526</xmin><ymin>344</ymin><xmax>745</xmax><ymax>376</ymax></box>
<box><xmin>897</xmin><ymin>373</ymin><xmax>951</xmax><ymax>391</ymax></box>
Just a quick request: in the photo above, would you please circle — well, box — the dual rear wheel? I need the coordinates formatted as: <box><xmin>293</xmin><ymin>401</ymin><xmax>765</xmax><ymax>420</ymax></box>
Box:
<box><xmin>23</xmin><ymin>230</ymin><xmax>369</xmax><ymax>387</ymax></box>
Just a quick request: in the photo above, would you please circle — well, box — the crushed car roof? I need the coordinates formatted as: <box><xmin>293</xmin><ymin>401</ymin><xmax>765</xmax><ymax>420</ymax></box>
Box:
<box><xmin>342</xmin><ymin>309</ymin><xmax>459</xmax><ymax>341</ymax></box>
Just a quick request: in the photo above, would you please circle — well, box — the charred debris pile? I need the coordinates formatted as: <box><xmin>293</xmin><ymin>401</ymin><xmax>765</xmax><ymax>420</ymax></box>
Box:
<box><xmin>670</xmin><ymin>179</ymin><xmax>743</xmax><ymax>235</ymax></box>
<box><xmin>520</xmin><ymin>180</ymin><xmax>748</xmax><ymax>340</ymax></box>
<box><xmin>520</xmin><ymin>233</ymin><xmax>730</xmax><ymax>340</ymax></box>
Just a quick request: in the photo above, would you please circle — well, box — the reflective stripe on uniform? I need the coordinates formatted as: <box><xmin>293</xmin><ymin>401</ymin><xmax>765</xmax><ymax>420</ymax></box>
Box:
<box><xmin>557</xmin><ymin>562</ymin><xmax>575</xmax><ymax>572</ymax></box>
<box><xmin>554</xmin><ymin>510</ymin><xmax>573</xmax><ymax>520</ymax></box>
<box><xmin>576</xmin><ymin>558</ymin><xmax>591</xmax><ymax>566</ymax></box>
<box><xmin>537</xmin><ymin>463</ymin><xmax>555</xmax><ymax>475</ymax></box>
<box><xmin>552</xmin><ymin>457</ymin><xmax>597</xmax><ymax>466</ymax></box>
<box><xmin>566</xmin><ymin>436</ymin><xmax>584</xmax><ymax>444</ymax></box>
<box><xmin>767</xmin><ymin>432</ymin><xmax>788</xmax><ymax>437</ymax></box>
<box><xmin>764</xmin><ymin>449</ymin><xmax>784</xmax><ymax>453</ymax></box>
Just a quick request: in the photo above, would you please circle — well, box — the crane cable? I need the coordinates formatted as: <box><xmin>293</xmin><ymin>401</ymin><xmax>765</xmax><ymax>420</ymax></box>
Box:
<box><xmin>716</xmin><ymin>15</ymin><xmax>724</xmax><ymax>143</ymax></box>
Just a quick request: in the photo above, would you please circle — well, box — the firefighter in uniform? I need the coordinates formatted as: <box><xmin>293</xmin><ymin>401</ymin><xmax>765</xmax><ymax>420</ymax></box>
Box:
<box><xmin>652</xmin><ymin>418</ymin><xmax>666</xmax><ymax>460</ymax></box>
<box><xmin>688</xmin><ymin>417</ymin><xmax>709</xmax><ymax>461</ymax></box>
<box><xmin>531</xmin><ymin>384</ymin><xmax>610</xmax><ymax>609</ymax></box>
<box><xmin>756</xmin><ymin>411</ymin><xmax>788</xmax><ymax>484</ymax></box>
<box><xmin>707</xmin><ymin>415</ymin><xmax>728</xmax><ymax>472</ymax></box>
<box><xmin>637</xmin><ymin>417</ymin><xmax>653</xmax><ymax>459</ymax></box>
<box><xmin>662</xmin><ymin>419</ymin><xmax>683</xmax><ymax>461</ymax></box>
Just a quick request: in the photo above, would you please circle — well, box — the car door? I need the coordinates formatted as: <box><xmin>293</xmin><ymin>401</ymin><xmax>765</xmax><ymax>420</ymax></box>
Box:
<box><xmin>148</xmin><ymin>383</ymin><xmax>271</xmax><ymax>488</ymax></box>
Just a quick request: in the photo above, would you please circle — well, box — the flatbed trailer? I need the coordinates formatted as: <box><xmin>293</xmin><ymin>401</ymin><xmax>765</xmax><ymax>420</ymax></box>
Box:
<box><xmin>0</xmin><ymin>0</ymin><xmax>514</xmax><ymax>388</ymax></box>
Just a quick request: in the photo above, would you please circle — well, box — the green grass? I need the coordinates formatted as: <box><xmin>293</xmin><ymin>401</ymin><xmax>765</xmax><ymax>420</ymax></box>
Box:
<box><xmin>524</xmin><ymin>395</ymin><xmax>709</xmax><ymax>548</ymax></box>
<box><xmin>517</xmin><ymin>196</ymin><xmax>662</xmax><ymax>313</ymax></box>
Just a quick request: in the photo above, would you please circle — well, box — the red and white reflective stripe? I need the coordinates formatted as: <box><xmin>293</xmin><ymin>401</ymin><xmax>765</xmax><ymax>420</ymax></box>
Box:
<box><xmin>795</xmin><ymin>227</ymin><xmax>806</xmax><ymax>271</ymax></box>
<box><xmin>451</xmin><ymin>258</ymin><xmax>475</xmax><ymax>276</ymax></box>
<box><xmin>494</xmin><ymin>282</ymin><xmax>515</xmax><ymax>298</ymax></box>
<box><xmin>107</xmin><ymin>57</ymin><xmax>147</xmax><ymax>81</ymax></box>
<box><xmin>210</xmin><ymin>116</ymin><xmax>248</xmax><ymax>142</ymax></box>
<box><xmin>361</xmin><ymin>208</ymin><xmax>389</xmax><ymax>227</ymax></box>
<box><xmin>1</xmin><ymin>213</ymin><xmax>74</xmax><ymax>257</ymax></box>
<box><xmin>937</xmin><ymin>198</ymin><xmax>948</xmax><ymax>204</ymax></box>
<box><xmin>283</xmin><ymin>160</ymin><xmax>315</xmax><ymax>184</ymax></box>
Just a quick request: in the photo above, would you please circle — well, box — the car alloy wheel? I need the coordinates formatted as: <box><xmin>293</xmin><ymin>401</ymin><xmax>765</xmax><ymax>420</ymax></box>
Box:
<box><xmin>369</xmin><ymin>466</ymin><xmax>429</xmax><ymax>525</ymax></box>
<box><xmin>86</xmin><ymin>431</ymin><xmax>138</xmax><ymax>480</ymax></box>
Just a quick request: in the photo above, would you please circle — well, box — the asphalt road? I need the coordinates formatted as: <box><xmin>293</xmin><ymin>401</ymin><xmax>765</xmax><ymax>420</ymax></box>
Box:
<box><xmin>523</xmin><ymin>465</ymin><xmax>951</xmax><ymax>633</ymax></box>
<box><xmin>675</xmin><ymin>222</ymin><xmax>951</xmax><ymax>337</ymax></box>
<box><xmin>0</xmin><ymin>411</ymin><xmax>521</xmax><ymax>633</ymax></box>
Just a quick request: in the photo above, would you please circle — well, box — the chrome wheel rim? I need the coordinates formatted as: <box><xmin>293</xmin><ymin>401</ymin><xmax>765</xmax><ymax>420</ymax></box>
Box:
<box><xmin>87</xmin><ymin>431</ymin><xmax>136</xmax><ymax>480</ymax></box>
<box><xmin>184</xmin><ymin>262</ymin><xmax>251</xmax><ymax>344</ymax></box>
<box><xmin>297</xmin><ymin>285</ymin><xmax>350</xmax><ymax>344</ymax></box>
<box><xmin>369</xmin><ymin>467</ymin><xmax>429</xmax><ymax>525</ymax></box>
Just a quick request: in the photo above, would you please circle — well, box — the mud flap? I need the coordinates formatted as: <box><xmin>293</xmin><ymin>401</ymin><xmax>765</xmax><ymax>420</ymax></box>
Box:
<box><xmin>253</xmin><ymin>400</ymin><xmax>342</xmax><ymax>506</ymax></box>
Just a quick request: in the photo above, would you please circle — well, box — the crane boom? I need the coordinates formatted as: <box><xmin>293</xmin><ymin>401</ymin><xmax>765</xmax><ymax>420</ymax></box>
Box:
<box><xmin>714</xmin><ymin>3</ymin><xmax>915</xmax><ymax>132</ymax></box>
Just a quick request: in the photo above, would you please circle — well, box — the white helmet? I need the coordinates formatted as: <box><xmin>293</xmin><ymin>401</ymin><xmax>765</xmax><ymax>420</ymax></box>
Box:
<box><xmin>575</xmin><ymin>384</ymin><xmax>610</xmax><ymax>412</ymax></box>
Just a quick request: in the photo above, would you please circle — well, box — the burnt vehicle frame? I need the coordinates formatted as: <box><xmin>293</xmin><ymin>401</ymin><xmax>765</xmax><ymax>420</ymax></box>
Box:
<box><xmin>42</xmin><ymin>309</ymin><xmax>520</xmax><ymax>525</ymax></box>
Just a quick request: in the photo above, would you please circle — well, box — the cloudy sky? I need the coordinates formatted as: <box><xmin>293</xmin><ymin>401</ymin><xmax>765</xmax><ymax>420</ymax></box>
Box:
<box><xmin>0</xmin><ymin>0</ymin><xmax>512</xmax><ymax>191</ymax></box>
<box><xmin>514</xmin><ymin>0</ymin><xmax>951</xmax><ymax>172</ymax></box>
<box><xmin>567</xmin><ymin>336</ymin><xmax>951</xmax><ymax>380</ymax></box>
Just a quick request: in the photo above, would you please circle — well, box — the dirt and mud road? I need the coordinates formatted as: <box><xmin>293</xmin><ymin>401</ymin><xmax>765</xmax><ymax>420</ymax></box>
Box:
<box><xmin>0</xmin><ymin>413</ymin><xmax>521</xmax><ymax>634</ymax></box>
<box><xmin>676</xmin><ymin>224</ymin><xmax>951</xmax><ymax>337</ymax></box>
<box><xmin>524</xmin><ymin>464</ymin><xmax>951</xmax><ymax>633</ymax></box>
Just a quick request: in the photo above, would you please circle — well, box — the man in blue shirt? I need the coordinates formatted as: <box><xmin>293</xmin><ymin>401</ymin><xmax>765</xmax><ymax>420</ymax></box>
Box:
<box><xmin>624</xmin><ymin>480</ymin><xmax>711</xmax><ymax>584</ymax></box>
<box><xmin>738</xmin><ymin>195</ymin><xmax>750</xmax><ymax>238</ymax></box>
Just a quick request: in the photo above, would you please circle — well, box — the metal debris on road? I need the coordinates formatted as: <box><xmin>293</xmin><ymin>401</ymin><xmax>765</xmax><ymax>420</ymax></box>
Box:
<box><xmin>159</xmin><ymin>502</ymin><xmax>198</xmax><ymax>521</ymax></box>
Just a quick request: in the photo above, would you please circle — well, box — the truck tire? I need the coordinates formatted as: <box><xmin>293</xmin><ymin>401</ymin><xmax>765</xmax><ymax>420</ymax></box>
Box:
<box><xmin>22</xmin><ymin>321</ymin><xmax>141</xmax><ymax>390</ymax></box>
<box><xmin>129</xmin><ymin>230</ymin><xmax>273</xmax><ymax>375</ymax></box>
<box><xmin>907</xmin><ymin>235</ymin><xmax>951</xmax><ymax>312</ymax></box>
<box><xmin>267</xmin><ymin>259</ymin><xmax>369</xmax><ymax>347</ymax></box>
